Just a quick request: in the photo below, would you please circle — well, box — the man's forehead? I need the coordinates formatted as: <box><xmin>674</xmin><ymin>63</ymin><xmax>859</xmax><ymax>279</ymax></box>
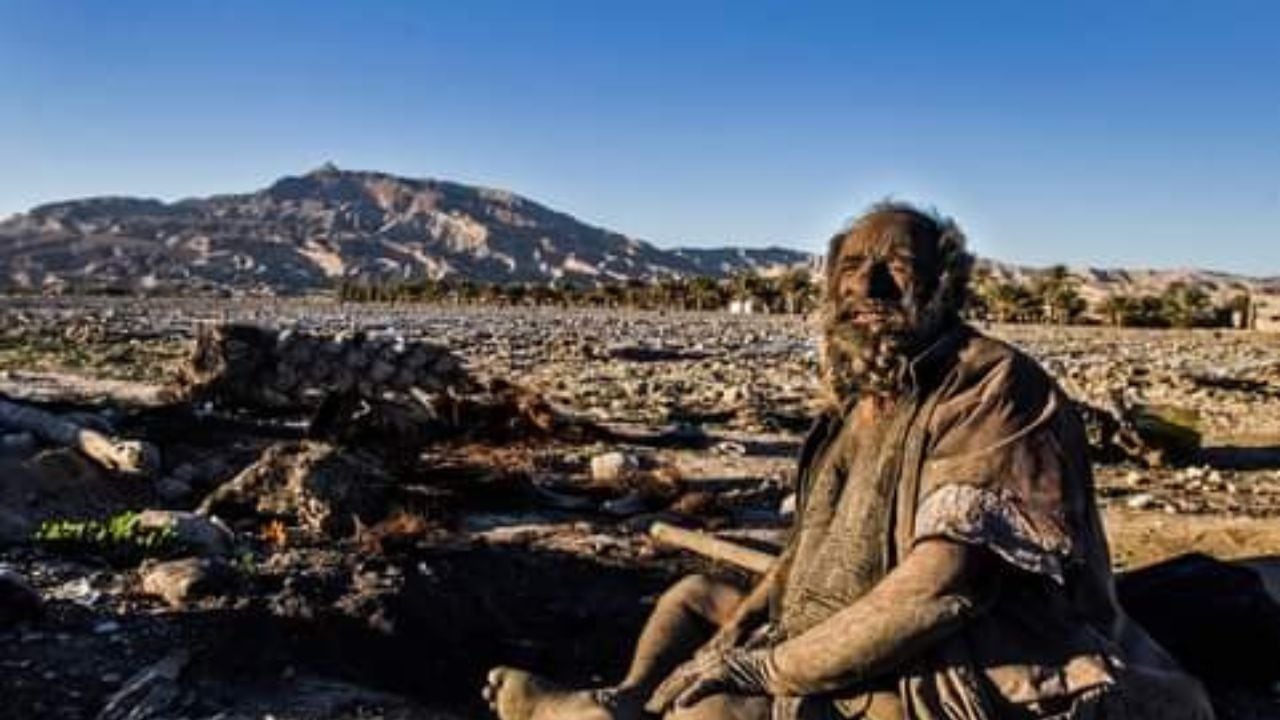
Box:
<box><xmin>835</xmin><ymin>211</ymin><xmax>938</xmax><ymax>259</ymax></box>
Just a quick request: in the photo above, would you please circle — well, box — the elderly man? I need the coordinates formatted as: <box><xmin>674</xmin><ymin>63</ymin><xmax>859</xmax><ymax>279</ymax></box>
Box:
<box><xmin>483</xmin><ymin>203</ymin><xmax>1213</xmax><ymax>719</ymax></box>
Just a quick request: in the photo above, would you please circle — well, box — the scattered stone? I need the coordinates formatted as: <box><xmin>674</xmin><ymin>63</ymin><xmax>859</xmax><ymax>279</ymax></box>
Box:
<box><xmin>590</xmin><ymin>451</ymin><xmax>639</xmax><ymax>485</ymax></box>
<box><xmin>95</xmin><ymin>650</ymin><xmax>190</xmax><ymax>720</ymax></box>
<box><xmin>713</xmin><ymin>440</ymin><xmax>748</xmax><ymax>456</ymax></box>
<box><xmin>138</xmin><ymin>557</ymin><xmax>234</xmax><ymax>608</ymax></box>
<box><xmin>45</xmin><ymin>577</ymin><xmax>102</xmax><ymax>607</ymax></box>
<box><xmin>198</xmin><ymin>441</ymin><xmax>392</xmax><ymax>537</ymax></box>
<box><xmin>601</xmin><ymin>491</ymin><xmax>650</xmax><ymax>517</ymax></box>
<box><xmin>779</xmin><ymin>492</ymin><xmax>797</xmax><ymax>520</ymax></box>
<box><xmin>0</xmin><ymin>396</ymin><xmax>161</xmax><ymax>477</ymax></box>
<box><xmin>1126</xmin><ymin>492</ymin><xmax>1158</xmax><ymax>510</ymax></box>
<box><xmin>134</xmin><ymin>510</ymin><xmax>234</xmax><ymax>556</ymax></box>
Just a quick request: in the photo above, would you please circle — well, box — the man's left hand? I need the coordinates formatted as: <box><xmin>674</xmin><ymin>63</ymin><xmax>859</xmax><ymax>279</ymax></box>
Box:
<box><xmin>645</xmin><ymin>648</ymin><xmax>774</xmax><ymax>713</ymax></box>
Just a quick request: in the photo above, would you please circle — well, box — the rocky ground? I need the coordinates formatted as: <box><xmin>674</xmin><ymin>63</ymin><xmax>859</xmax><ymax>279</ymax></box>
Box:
<box><xmin>0</xmin><ymin>297</ymin><xmax>1278</xmax><ymax>719</ymax></box>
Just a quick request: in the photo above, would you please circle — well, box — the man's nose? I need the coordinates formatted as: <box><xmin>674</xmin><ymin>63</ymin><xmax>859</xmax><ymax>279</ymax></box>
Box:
<box><xmin>849</xmin><ymin>261</ymin><xmax>900</xmax><ymax>301</ymax></box>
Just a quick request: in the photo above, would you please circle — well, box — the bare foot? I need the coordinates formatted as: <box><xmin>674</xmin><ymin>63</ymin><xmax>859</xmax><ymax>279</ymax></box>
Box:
<box><xmin>483</xmin><ymin>667</ymin><xmax>638</xmax><ymax>720</ymax></box>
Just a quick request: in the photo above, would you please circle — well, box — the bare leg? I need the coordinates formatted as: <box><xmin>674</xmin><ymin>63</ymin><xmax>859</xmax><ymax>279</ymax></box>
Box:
<box><xmin>484</xmin><ymin>574</ymin><xmax>745</xmax><ymax>720</ymax></box>
<box><xmin>619</xmin><ymin>574</ymin><xmax>746</xmax><ymax>695</ymax></box>
<box><xmin>664</xmin><ymin>693</ymin><xmax>772</xmax><ymax>720</ymax></box>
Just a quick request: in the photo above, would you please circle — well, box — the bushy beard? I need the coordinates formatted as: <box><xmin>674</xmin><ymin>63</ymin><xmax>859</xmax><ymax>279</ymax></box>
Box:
<box><xmin>819</xmin><ymin>292</ymin><xmax>953</xmax><ymax>405</ymax></box>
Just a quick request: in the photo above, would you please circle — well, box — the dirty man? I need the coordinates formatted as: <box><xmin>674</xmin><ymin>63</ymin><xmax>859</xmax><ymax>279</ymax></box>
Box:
<box><xmin>483</xmin><ymin>203</ymin><xmax>1214</xmax><ymax>720</ymax></box>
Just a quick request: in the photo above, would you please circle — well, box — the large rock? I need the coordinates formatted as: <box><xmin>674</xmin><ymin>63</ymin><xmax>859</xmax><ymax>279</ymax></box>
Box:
<box><xmin>134</xmin><ymin>510</ymin><xmax>234</xmax><ymax>556</ymax></box>
<box><xmin>138</xmin><ymin>558</ymin><xmax>234</xmax><ymax>608</ymax></box>
<box><xmin>198</xmin><ymin>441</ymin><xmax>392</xmax><ymax>537</ymax></box>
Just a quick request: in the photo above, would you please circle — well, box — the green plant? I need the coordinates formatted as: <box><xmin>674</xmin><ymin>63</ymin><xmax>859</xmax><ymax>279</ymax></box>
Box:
<box><xmin>34</xmin><ymin>511</ymin><xmax>180</xmax><ymax>565</ymax></box>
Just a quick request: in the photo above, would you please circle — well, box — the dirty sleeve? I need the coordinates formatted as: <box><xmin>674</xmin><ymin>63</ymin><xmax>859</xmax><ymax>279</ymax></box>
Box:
<box><xmin>911</xmin><ymin>352</ymin><xmax>1082</xmax><ymax>583</ymax></box>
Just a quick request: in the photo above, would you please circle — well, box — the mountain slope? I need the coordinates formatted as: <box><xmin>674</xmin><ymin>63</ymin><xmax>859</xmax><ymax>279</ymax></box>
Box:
<box><xmin>0</xmin><ymin>165</ymin><xmax>808</xmax><ymax>294</ymax></box>
<box><xmin>1</xmin><ymin>167</ymin><xmax>1273</xmax><ymax>299</ymax></box>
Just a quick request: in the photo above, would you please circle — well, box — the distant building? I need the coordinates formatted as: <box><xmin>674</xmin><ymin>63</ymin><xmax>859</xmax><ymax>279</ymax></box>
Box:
<box><xmin>728</xmin><ymin>298</ymin><xmax>763</xmax><ymax>315</ymax></box>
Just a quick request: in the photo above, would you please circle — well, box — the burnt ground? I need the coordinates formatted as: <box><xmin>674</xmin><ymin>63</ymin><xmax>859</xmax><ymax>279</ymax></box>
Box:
<box><xmin>0</xmin><ymin>299</ymin><xmax>1278</xmax><ymax>718</ymax></box>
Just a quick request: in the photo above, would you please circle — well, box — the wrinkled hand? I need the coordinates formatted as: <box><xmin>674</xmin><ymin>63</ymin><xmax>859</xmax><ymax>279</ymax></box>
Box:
<box><xmin>645</xmin><ymin>648</ymin><xmax>774</xmax><ymax>714</ymax></box>
<box><xmin>695</xmin><ymin>624</ymin><xmax>743</xmax><ymax>659</ymax></box>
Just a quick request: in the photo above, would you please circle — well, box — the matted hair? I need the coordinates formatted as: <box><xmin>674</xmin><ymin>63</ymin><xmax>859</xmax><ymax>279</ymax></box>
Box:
<box><xmin>815</xmin><ymin>201</ymin><xmax>975</xmax><ymax>407</ymax></box>
<box><xmin>822</xmin><ymin>200</ymin><xmax>973</xmax><ymax>316</ymax></box>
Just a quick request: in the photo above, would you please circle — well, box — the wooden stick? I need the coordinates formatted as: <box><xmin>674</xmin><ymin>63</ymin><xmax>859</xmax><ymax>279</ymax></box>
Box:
<box><xmin>649</xmin><ymin>521</ymin><xmax>777</xmax><ymax>574</ymax></box>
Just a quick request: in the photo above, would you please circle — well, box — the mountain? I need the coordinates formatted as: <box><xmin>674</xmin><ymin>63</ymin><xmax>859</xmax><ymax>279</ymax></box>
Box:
<box><xmin>671</xmin><ymin>246</ymin><xmax>818</xmax><ymax>277</ymax></box>
<box><xmin>0</xmin><ymin>166</ymin><xmax>1273</xmax><ymax>299</ymax></box>
<box><xmin>0</xmin><ymin>165</ymin><xmax>809</xmax><ymax>295</ymax></box>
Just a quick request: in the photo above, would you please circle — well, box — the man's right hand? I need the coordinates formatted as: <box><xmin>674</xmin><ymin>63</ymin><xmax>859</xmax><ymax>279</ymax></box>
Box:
<box><xmin>695</xmin><ymin>624</ymin><xmax>743</xmax><ymax>660</ymax></box>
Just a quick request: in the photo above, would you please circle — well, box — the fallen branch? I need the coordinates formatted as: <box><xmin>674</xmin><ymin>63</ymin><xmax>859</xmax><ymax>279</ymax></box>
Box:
<box><xmin>0</xmin><ymin>396</ymin><xmax>160</xmax><ymax>477</ymax></box>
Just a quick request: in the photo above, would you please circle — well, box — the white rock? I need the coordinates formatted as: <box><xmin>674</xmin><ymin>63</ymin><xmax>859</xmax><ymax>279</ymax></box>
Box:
<box><xmin>779</xmin><ymin>492</ymin><xmax>797</xmax><ymax>520</ymax></box>
<box><xmin>590</xmin><ymin>452</ymin><xmax>639</xmax><ymax>484</ymax></box>
<box><xmin>1126</xmin><ymin>492</ymin><xmax>1157</xmax><ymax>510</ymax></box>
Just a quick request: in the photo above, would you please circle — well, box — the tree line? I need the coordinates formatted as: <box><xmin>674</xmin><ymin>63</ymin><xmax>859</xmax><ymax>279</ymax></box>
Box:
<box><xmin>968</xmin><ymin>265</ymin><xmax>1247</xmax><ymax>328</ymax></box>
<box><xmin>336</xmin><ymin>265</ymin><xmax>1252</xmax><ymax>329</ymax></box>
<box><xmin>335</xmin><ymin>269</ymin><xmax>822</xmax><ymax>314</ymax></box>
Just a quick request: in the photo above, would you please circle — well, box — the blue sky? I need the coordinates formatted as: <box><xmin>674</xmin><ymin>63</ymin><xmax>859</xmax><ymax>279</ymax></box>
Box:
<box><xmin>2</xmin><ymin>1</ymin><xmax>1277</xmax><ymax>273</ymax></box>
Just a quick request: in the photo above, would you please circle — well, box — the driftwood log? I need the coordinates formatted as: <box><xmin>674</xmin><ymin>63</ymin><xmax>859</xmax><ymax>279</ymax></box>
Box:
<box><xmin>649</xmin><ymin>522</ymin><xmax>776</xmax><ymax>574</ymax></box>
<box><xmin>0</xmin><ymin>396</ymin><xmax>160</xmax><ymax>476</ymax></box>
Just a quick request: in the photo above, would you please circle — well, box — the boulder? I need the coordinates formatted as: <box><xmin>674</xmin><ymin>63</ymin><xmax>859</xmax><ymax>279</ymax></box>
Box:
<box><xmin>138</xmin><ymin>558</ymin><xmax>233</xmax><ymax>608</ymax></box>
<box><xmin>198</xmin><ymin>441</ymin><xmax>392</xmax><ymax>537</ymax></box>
<box><xmin>134</xmin><ymin>510</ymin><xmax>234</xmax><ymax>556</ymax></box>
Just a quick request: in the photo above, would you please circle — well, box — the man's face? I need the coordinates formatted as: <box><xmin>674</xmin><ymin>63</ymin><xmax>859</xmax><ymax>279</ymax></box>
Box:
<box><xmin>820</xmin><ymin>211</ymin><xmax>946</xmax><ymax>401</ymax></box>
<box><xmin>829</xmin><ymin>214</ymin><xmax>940</xmax><ymax>338</ymax></box>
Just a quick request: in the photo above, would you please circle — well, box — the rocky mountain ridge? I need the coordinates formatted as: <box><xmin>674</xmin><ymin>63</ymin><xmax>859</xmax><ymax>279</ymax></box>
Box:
<box><xmin>0</xmin><ymin>165</ymin><xmax>1274</xmax><ymax>298</ymax></box>
<box><xmin>0</xmin><ymin>166</ymin><xmax>809</xmax><ymax>295</ymax></box>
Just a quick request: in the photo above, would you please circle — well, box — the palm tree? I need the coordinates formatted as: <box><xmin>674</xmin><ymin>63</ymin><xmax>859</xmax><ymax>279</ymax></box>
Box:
<box><xmin>1095</xmin><ymin>294</ymin><xmax>1136</xmax><ymax>327</ymax></box>
<box><xmin>1161</xmin><ymin>282</ymin><xmax>1212</xmax><ymax>328</ymax></box>
<box><xmin>985</xmin><ymin>282</ymin><xmax>1035</xmax><ymax>323</ymax></box>
<box><xmin>1032</xmin><ymin>265</ymin><xmax>1085</xmax><ymax>324</ymax></box>
<box><xmin>689</xmin><ymin>276</ymin><xmax>724</xmax><ymax>311</ymax></box>
<box><xmin>777</xmin><ymin>268</ymin><xmax>818</xmax><ymax>314</ymax></box>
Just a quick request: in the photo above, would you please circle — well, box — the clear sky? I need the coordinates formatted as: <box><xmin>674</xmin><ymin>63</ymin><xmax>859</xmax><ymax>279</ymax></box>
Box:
<box><xmin>2</xmin><ymin>1</ymin><xmax>1277</xmax><ymax>273</ymax></box>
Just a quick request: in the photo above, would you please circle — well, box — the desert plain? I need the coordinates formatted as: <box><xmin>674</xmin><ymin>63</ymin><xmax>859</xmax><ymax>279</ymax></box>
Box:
<box><xmin>1</xmin><ymin>296</ymin><xmax>1279</xmax><ymax>719</ymax></box>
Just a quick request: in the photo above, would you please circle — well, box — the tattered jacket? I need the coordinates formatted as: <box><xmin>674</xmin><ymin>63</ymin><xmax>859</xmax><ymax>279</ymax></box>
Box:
<box><xmin>773</xmin><ymin>324</ymin><xmax>1212</xmax><ymax>720</ymax></box>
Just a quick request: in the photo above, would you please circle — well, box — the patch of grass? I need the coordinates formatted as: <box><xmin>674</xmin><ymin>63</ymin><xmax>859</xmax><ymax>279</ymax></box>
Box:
<box><xmin>34</xmin><ymin>511</ymin><xmax>180</xmax><ymax>565</ymax></box>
